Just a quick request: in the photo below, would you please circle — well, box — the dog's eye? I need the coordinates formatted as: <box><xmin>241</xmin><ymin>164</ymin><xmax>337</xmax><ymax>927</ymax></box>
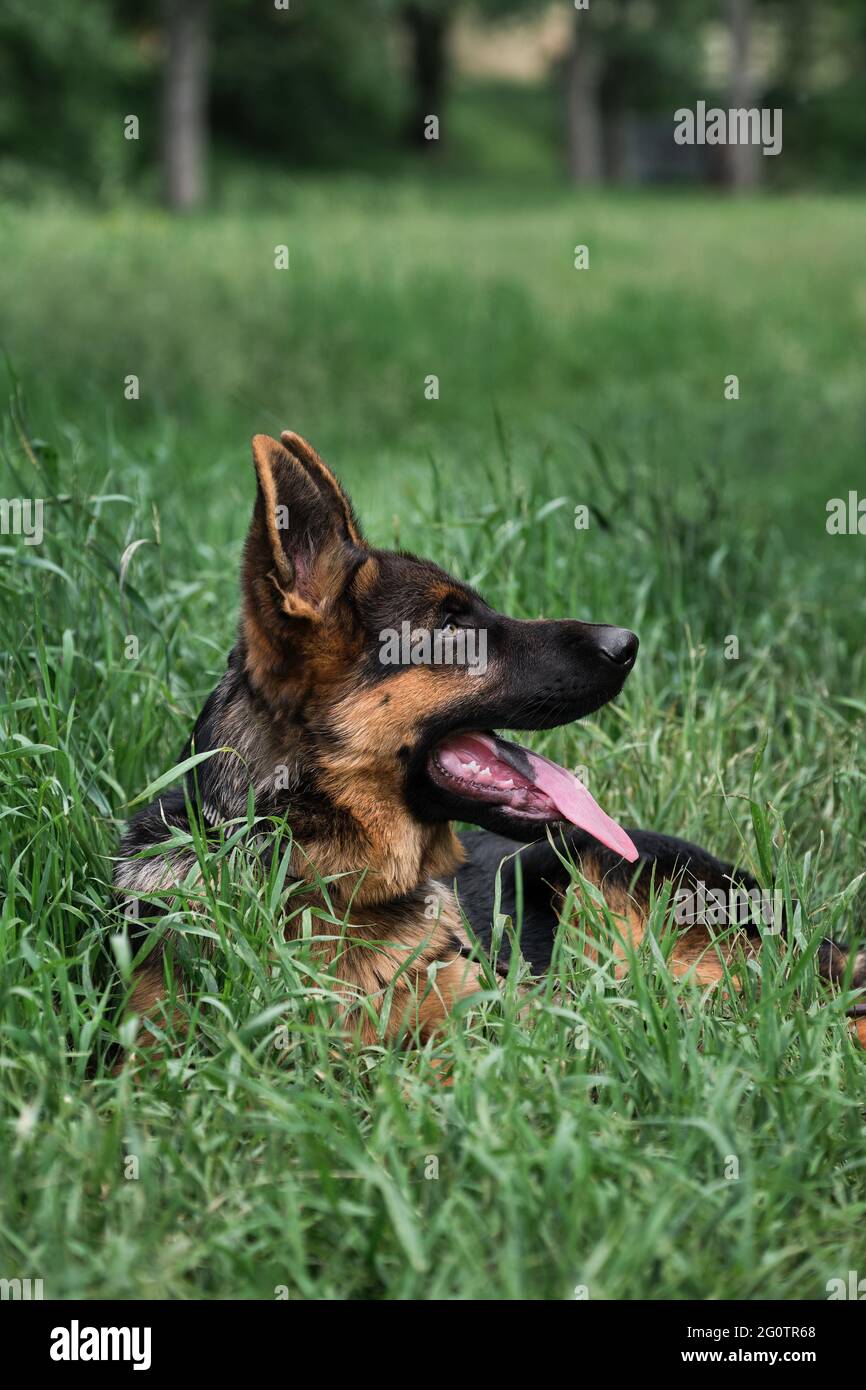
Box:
<box><xmin>441</xmin><ymin>615</ymin><xmax>463</xmax><ymax>637</ymax></box>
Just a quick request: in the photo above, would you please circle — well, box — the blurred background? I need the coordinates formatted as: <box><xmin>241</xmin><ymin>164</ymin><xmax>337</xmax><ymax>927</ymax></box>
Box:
<box><xmin>0</xmin><ymin>0</ymin><xmax>864</xmax><ymax>682</ymax></box>
<box><xmin>2</xmin><ymin>1</ymin><xmax>865</xmax><ymax>457</ymax></box>
<box><xmin>3</xmin><ymin>0</ymin><xmax>866</xmax><ymax>201</ymax></box>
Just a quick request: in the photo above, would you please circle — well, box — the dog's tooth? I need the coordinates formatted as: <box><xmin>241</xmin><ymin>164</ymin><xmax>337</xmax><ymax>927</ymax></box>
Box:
<box><xmin>500</xmin><ymin>778</ymin><xmax>514</xmax><ymax>789</ymax></box>
<box><xmin>465</xmin><ymin>759</ymin><xmax>480</xmax><ymax>774</ymax></box>
<box><xmin>477</xmin><ymin>767</ymin><xmax>493</xmax><ymax>781</ymax></box>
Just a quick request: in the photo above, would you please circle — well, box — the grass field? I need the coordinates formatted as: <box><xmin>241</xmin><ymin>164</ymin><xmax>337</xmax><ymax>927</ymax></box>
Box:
<box><xmin>1</xmin><ymin>179</ymin><xmax>865</xmax><ymax>1300</ymax></box>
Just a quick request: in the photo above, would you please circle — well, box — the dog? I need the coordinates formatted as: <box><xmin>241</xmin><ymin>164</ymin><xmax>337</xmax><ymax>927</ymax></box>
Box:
<box><xmin>115</xmin><ymin>431</ymin><xmax>866</xmax><ymax>1049</ymax></box>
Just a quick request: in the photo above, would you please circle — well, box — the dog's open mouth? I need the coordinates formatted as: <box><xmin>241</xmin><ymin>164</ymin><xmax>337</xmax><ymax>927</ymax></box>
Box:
<box><xmin>428</xmin><ymin>731</ymin><xmax>638</xmax><ymax>862</ymax></box>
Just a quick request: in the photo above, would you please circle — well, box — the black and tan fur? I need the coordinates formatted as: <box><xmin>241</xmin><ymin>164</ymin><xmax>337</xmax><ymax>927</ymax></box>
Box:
<box><xmin>115</xmin><ymin>432</ymin><xmax>866</xmax><ymax>1051</ymax></box>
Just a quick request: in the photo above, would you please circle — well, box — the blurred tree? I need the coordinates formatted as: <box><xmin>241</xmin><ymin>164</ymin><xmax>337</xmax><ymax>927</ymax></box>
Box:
<box><xmin>207</xmin><ymin>0</ymin><xmax>398</xmax><ymax>170</ymax></box>
<box><xmin>2</xmin><ymin>0</ymin><xmax>866</xmax><ymax>196</ymax></box>
<box><xmin>0</xmin><ymin>0</ymin><xmax>144</xmax><ymax>200</ymax></box>
<box><xmin>401</xmin><ymin>2</ymin><xmax>457</xmax><ymax>151</ymax></box>
<box><xmin>566</xmin><ymin>6</ymin><xmax>602</xmax><ymax>181</ymax></box>
<box><xmin>761</xmin><ymin>0</ymin><xmax>866</xmax><ymax>187</ymax></box>
<box><xmin>721</xmin><ymin>0</ymin><xmax>866</xmax><ymax>189</ymax></box>
<box><xmin>565</xmin><ymin>0</ymin><xmax>711</xmax><ymax>184</ymax></box>
<box><xmin>725</xmin><ymin>0</ymin><xmax>761</xmax><ymax>189</ymax></box>
<box><xmin>391</xmin><ymin>0</ymin><xmax>537</xmax><ymax>152</ymax></box>
<box><xmin>162</xmin><ymin>0</ymin><xmax>209</xmax><ymax>209</ymax></box>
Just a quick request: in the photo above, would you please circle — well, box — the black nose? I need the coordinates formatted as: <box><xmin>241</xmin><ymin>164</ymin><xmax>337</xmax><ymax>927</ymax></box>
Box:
<box><xmin>596</xmin><ymin>626</ymin><xmax>639</xmax><ymax>669</ymax></box>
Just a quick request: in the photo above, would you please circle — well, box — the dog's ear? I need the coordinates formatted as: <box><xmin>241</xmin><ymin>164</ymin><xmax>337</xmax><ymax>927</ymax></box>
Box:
<box><xmin>279</xmin><ymin>430</ymin><xmax>364</xmax><ymax>547</ymax></box>
<box><xmin>244</xmin><ymin>433</ymin><xmax>365</xmax><ymax>628</ymax></box>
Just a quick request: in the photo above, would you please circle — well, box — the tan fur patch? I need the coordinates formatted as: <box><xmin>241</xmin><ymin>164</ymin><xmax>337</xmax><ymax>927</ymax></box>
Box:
<box><xmin>326</xmin><ymin>668</ymin><xmax>469</xmax><ymax>768</ymax></box>
<box><xmin>564</xmin><ymin>859</ymin><xmax>757</xmax><ymax>988</ymax></box>
<box><xmin>351</xmin><ymin>553</ymin><xmax>380</xmax><ymax>599</ymax></box>
<box><xmin>117</xmin><ymin>959</ymin><xmax>188</xmax><ymax>1072</ymax></box>
<box><xmin>314</xmin><ymin>670</ymin><xmax>470</xmax><ymax>903</ymax></box>
<box><xmin>284</xmin><ymin>882</ymin><xmax>482</xmax><ymax>1045</ymax></box>
<box><xmin>251</xmin><ymin>435</ymin><xmax>295</xmax><ymax>589</ymax></box>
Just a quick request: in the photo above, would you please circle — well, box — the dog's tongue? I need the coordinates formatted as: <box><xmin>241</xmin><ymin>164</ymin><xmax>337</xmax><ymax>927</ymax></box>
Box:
<box><xmin>481</xmin><ymin>733</ymin><xmax>639</xmax><ymax>862</ymax></box>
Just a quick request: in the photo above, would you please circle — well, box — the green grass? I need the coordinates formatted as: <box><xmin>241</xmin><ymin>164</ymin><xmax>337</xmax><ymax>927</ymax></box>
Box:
<box><xmin>1</xmin><ymin>178</ymin><xmax>865</xmax><ymax>1300</ymax></box>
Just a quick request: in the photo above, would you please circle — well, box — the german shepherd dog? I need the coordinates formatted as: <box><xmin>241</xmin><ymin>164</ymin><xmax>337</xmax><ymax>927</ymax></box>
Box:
<box><xmin>115</xmin><ymin>432</ymin><xmax>866</xmax><ymax>1049</ymax></box>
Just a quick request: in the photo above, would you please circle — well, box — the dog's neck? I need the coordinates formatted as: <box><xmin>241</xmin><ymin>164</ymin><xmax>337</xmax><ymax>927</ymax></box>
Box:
<box><xmin>191</xmin><ymin>644</ymin><xmax>463</xmax><ymax>906</ymax></box>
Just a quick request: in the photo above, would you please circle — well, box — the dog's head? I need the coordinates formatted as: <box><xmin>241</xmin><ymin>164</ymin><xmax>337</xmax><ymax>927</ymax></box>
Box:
<box><xmin>242</xmin><ymin>432</ymin><xmax>638</xmax><ymax>858</ymax></box>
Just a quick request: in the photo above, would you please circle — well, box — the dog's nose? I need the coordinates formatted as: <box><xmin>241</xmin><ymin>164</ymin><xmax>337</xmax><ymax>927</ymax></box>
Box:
<box><xmin>596</xmin><ymin>626</ymin><xmax>639</xmax><ymax>669</ymax></box>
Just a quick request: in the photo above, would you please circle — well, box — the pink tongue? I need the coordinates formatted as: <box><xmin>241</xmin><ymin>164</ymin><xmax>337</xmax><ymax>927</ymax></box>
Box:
<box><xmin>478</xmin><ymin>734</ymin><xmax>639</xmax><ymax>862</ymax></box>
<box><xmin>521</xmin><ymin>747</ymin><xmax>638</xmax><ymax>862</ymax></box>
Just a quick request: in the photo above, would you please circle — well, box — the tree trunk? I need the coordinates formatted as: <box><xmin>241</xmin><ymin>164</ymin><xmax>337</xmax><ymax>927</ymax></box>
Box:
<box><xmin>162</xmin><ymin>0</ymin><xmax>210</xmax><ymax>210</ymax></box>
<box><xmin>403</xmin><ymin>4</ymin><xmax>448</xmax><ymax>152</ymax></box>
<box><xmin>566</xmin><ymin>20</ymin><xmax>603</xmax><ymax>183</ymax></box>
<box><xmin>726</xmin><ymin>0</ymin><xmax>760</xmax><ymax>191</ymax></box>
